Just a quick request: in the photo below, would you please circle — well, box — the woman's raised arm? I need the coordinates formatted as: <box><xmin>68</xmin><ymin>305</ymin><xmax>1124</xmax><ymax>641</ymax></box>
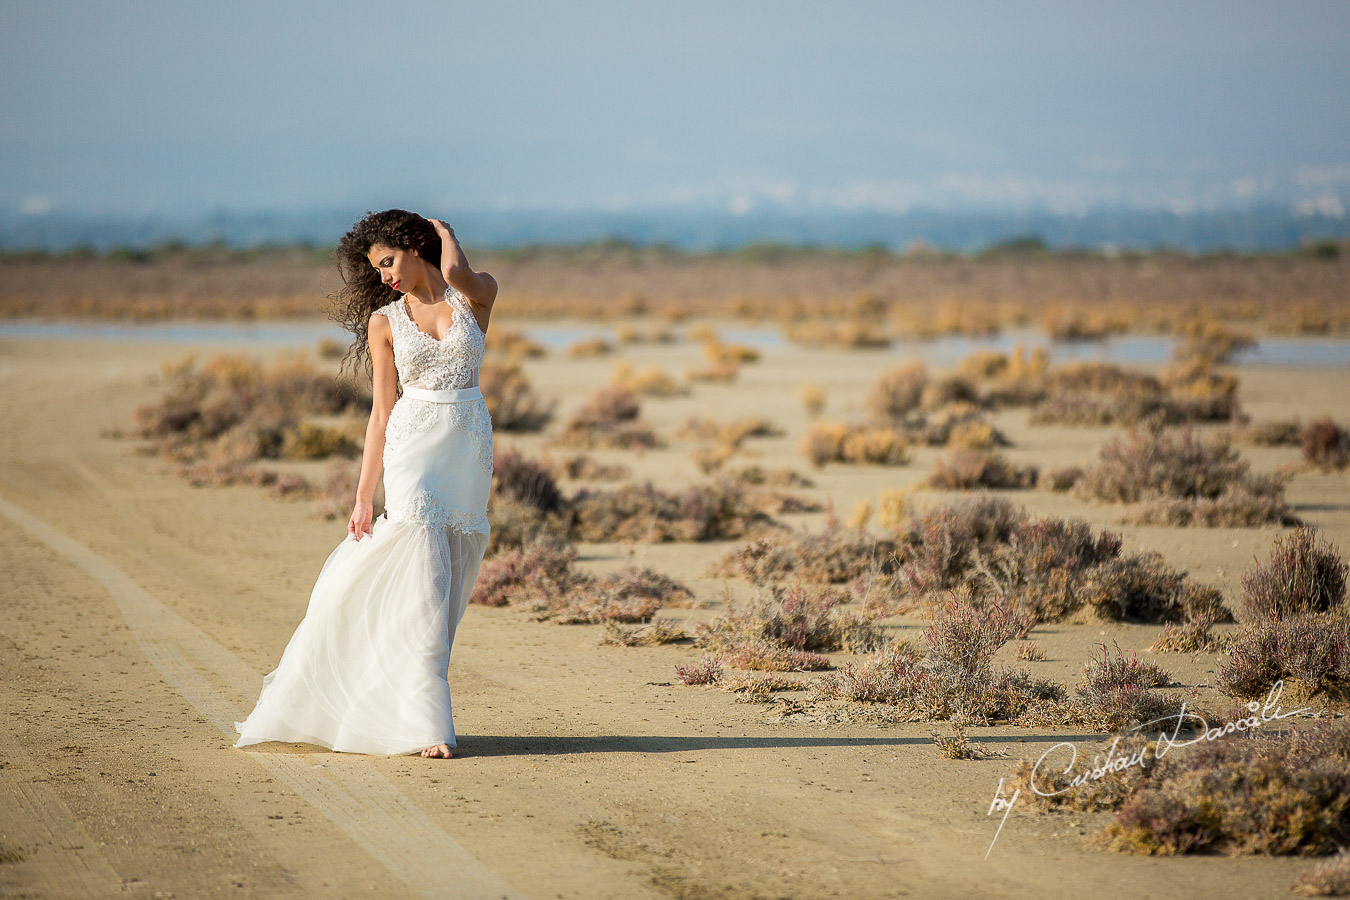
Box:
<box><xmin>429</xmin><ymin>218</ymin><xmax>498</xmax><ymax>310</ymax></box>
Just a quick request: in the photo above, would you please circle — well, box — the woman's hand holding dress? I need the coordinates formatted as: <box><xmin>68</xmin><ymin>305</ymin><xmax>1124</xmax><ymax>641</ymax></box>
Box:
<box><xmin>348</xmin><ymin>498</ymin><xmax>373</xmax><ymax>539</ymax></box>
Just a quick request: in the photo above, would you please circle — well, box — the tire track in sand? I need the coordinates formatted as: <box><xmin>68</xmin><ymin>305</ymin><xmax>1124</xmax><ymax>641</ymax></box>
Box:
<box><xmin>0</xmin><ymin>493</ymin><xmax>528</xmax><ymax>900</ymax></box>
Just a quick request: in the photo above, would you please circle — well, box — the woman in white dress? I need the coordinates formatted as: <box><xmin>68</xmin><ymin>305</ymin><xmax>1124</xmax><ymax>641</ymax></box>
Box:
<box><xmin>235</xmin><ymin>209</ymin><xmax>496</xmax><ymax>759</ymax></box>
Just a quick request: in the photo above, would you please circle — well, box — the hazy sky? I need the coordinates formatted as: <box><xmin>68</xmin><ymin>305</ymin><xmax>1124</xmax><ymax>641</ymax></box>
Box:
<box><xmin>3</xmin><ymin>0</ymin><xmax>1348</xmax><ymax>218</ymax></box>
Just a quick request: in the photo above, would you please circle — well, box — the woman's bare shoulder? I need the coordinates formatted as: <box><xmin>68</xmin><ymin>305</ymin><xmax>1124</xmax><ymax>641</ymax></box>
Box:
<box><xmin>368</xmin><ymin>308</ymin><xmax>393</xmax><ymax>341</ymax></box>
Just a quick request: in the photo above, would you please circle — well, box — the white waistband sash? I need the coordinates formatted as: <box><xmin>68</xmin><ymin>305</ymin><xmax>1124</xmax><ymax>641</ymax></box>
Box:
<box><xmin>400</xmin><ymin>385</ymin><xmax>484</xmax><ymax>403</ymax></box>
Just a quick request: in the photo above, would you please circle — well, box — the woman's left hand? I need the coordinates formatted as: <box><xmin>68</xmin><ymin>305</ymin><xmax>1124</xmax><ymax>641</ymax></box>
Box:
<box><xmin>429</xmin><ymin>218</ymin><xmax>454</xmax><ymax>240</ymax></box>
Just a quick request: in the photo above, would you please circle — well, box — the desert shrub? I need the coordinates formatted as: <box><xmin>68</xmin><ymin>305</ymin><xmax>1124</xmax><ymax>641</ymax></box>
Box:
<box><xmin>919</xmin><ymin>375</ymin><xmax>980</xmax><ymax>411</ymax></box>
<box><xmin>701</xmin><ymin>337</ymin><xmax>760</xmax><ymax>364</ymax></box>
<box><xmin>696</xmin><ymin>583</ymin><xmax>882</xmax><ymax>655</ymax></box>
<box><xmin>685</xmin><ymin>357</ymin><xmax>740</xmax><ymax>383</ymax></box>
<box><xmin>1028</xmin><ymin>364</ymin><xmax>1167</xmax><ymax>426</ymax></box>
<box><xmin>1014</xmin><ymin>640</ymin><xmax>1045</xmax><ymax>661</ymax></box>
<box><xmin>874</xmin><ymin>487</ymin><xmax>912</xmax><ymax>532</ymax></box>
<box><xmin>721</xmin><ymin>640</ymin><xmax>833</xmax><ymax>672</ymax></box>
<box><xmin>315</xmin><ymin>457</ymin><xmax>385</xmax><ymax>521</ymax></box>
<box><xmin>1012</xmin><ymin>721</ymin><xmax>1350</xmax><ymax>857</ymax></box>
<box><xmin>848</xmin><ymin>500</ymin><xmax>874</xmax><ymax>531</ymax></box>
<box><xmin>566</xmin><ymin>337</ymin><xmax>612</xmax><ymax>358</ymax></box>
<box><xmin>551</xmin><ymin>386</ymin><xmax>661</xmax><ymax>451</ymax></box>
<box><xmin>801</xmin><ymin>422</ymin><xmax>910</xmax><ymax>467</ymax></box>
<box><xmin>485</xmin><ymin>449</ymin><xmax>573</xmax><ymax>553</ymax></box>
<box><xmin>734</xmin><ymin>487</ymin><xmax>822</xmax><ymax>517</ymax></box>
<box><xmin>866</xmin><ymin>362</ymin><xmax>929</xmax><ymax>424</ymax></box>
<box><xmin>976</xmin><ymin>517</ymin><xmax>1126</xmax><ymax>621</ymax></box>
<box><xmin>927</xmin><ymin>448</ymin><xmax>1037</xmax><ymax>490</ymax></box>
<box><xmin>887</xmin><ymin>497</ymin><xmax>1228</xmax><ymax>625</ymax></box>
<box><xmin>783</xmin><ymin>320</ymin><xmax>892</xmax><ymax>350</ymax></box>
<box><xmin>568</xmin><ymin>479</ymin><xmax>786</xmax><ymax>543</ymax></box>
<box><xmin>811</xmin><ymin>597</ymin><xmax>1063</xmax><ymax>725</ymax></box>
<box><xmin>1172</xmin><ymin>317</ymin><xmax>1256</xmax><ymax>365</ymax></box>
<box><xmin>895</xmin><ymin>404</ymin><xmax>1008</xmax><ymax>449</ymax></box>
<box><xmin>484</xmin><ymin>327</ymin><xmax>546</xmax><ymax>359</ymax></box>
<box><xmin>1098</xmin><ymin>721</ymin><xmax>1350</xmax><ymax>855</ymax></box>
<box><xmin>1015</xmin><ymin>644</ymin><xmax>1181</xmax><ymax>732</ymax></box>
<box><xmin>613</xmin><ymin>324</ymin><xmax>676</xmax><ymax>345</ymax></box>
<box><xmin>850</xmin><ymin>558</ymin><xmax>918</xmax><ymax>617</ymax></box>
<box><xmin>471</xmin><ymin>539</ymin><xmax>579</xmax><ymax>608</ymax></box>
<box><xmin>719</xmin><ymin>672</ymin><xmax>805</xmax><ymax>698</ymax></box>
<box><xmin>609</xmin><ymin>360</ymin><xmax>689</xmax><ymax>397</ymax></box>
<box><xmin>1078</xmin><ymin>643</ymin><xmax>1170</xmax><ymax>695</ymax></box>
<box><xmin>133</xmin><ymin>352</ymin><xmax>370</xmax><ymax>459</ymax></box>
<box><xmin>933</xmin><ymin>726</ymin><xmax>1002</xmax><ymax>760</ymax></box>
<box><xmin>810</xmin><ymin>654</ymin><xmax>920</xmax><ymax>704</ymax></box>
<box><xmin>480</xmin><ymin>359</ymin><xmax>555</xmax><ymax>431</ymax></box>
<box><xmin>473</xmin><ymin>539</ymin><xmax>695</xmax><ymax>624</ymax></box>
<box><xmin>601</xmin><ymin>618</ymin><xmax>689</xmax><ymax>646</ymax></box>
<box><xmin>690</xmin><ymin>442</ymin><xmax>735</xmax><ymax>474</ymax></box>
<box><xmin>1293</xmin><ymin>852</ymin><xmax>1350</xmax><ymax>897</ymax></box>
<box><xmin>548</xmin><ymin>453</ymin><xmax>630</xmax><ymax>481</ymax></box>
<box><xmin>674</xmin><ymin>656</ymin><xmax>722</xmax><ymax>686</ymax></box>
<box><xmin>1158</xmin><ymin>359</ymin><xmax>1242</xmax><ymax>421</ymax></box>
<box><xmin>1241</xmin><ymin>418</ymin><xmax>1304</xmax><ymax>446</ymax></box>
<box><xmin>1216</xmin><ymin>611</ymin><xmax>1350</xmax><ymax>701</ymax></box>
<box><xmin>486</xmin><ymin>490</ymin><xmax>572</xmax><ymax>555</ymax></box>
<box><xmin>945</xmin><ymin>420</ymin><xmax>1002</xmax><ymax>450</ymax></box>
<box><xmin>1073</xmin><ymin>426</ymin><xmax>1288</xmax><ymax>526</ymax></box>
<box><xmin>282</xmin><ymin>423</ymin><xmax>360</xmax><ymax>460</ymax></box>
<box><xmin>1075</xmin><ymin>427</ymin><xmax>1245</xmax><ymax>503</ymax></box>
<box><xmin>725</xmin><ymin>465</ymin><xmax>814</xmax><ymax>489</ymax></box>
<box><xmin>1028</xmin><ymin>362</ymin><xmax>1237</xmax><ymax>426</ymax></box>
<box><xmin>923</xmin><ymin>596</ymin><xmax>1032</xmax><ymax>680</ymax></box>
<box><xmin>267</xmin><ymin>471</ymin><xmax>312</xmax><ymax>499</ymax></box>
<box><xmin>678</xmin><ymin>415</ymin><xmax>783</xmax><ymax>446</ymax></box>
<box><xmin>957</xmin><ymin>350</ymin><xmax>1012</xmax><ymax>381</ymax></box>
<box><xmin>1077</xmin><ymin>553</ymin><xmax>1227</xmax><ymax>624</ymax></box>
<box><xmin>1148</xmin><ymin>614</ymin><xmax>1223</xmax><ymax>653</ymax></box>
<box><xmin>1124</xmin><ymin>480</ymin><xmax>1290</xmax><ymax>528</ymax></box>
<box><xmin>1041</xmin><ymin>308</ymin><xmax>1129</xmax><ymax>341</ymax></box>
<box><xmin>492</xmin><ymin>447</ymin><xmax>565</xmax><ymax>515</ymax></box>
<box><xmin>1303</xmin><ymin>418</ymin><xmax>1350</xmax><ymax>470</ymax></box>
<box><xmin>707</xmin><ymin>527</ymin><xmax>903</xmax><ymax>586</ymax></box>
<box><xmin>1006</xmin><ymin>733</ymin><xmax>1161</xmax><ymax>814</ymax></box>
<box><xmin>891</xmin><ymin>496</ymin><xmax>1025</xmax><ymax>598</ymax></box>
<box><xmin>316</xmin><ymin>337</ymin><xmax>345</xmax><ymax>359</ymax></box>
<box><xmin>544</xmin><ymin>591</ymin><xmax>662</xmax><ymax>625</ymax></box>
<box><xmin>594</xmin><ymin>565</ymin><xmax>698</xmax><ymax>608</ymax></box>
<box><xmin>1238</xmin><ymin>528</ymin><xmax>1348</xmax><ymax>623</ymax></box>
<box><xmin>800</xmin><ymin>382</ymin><xmax>826</xmax><ymax>417</ymax></box>
<box><xmin>967</xmin><ymin>346</ymin><xmax>1050</xmax><ymax>408</ymax></box>
<box><xmin>1037</xmin><ymin>465</ymin><xmax>1083</xmax><ymax>492</ymax></box>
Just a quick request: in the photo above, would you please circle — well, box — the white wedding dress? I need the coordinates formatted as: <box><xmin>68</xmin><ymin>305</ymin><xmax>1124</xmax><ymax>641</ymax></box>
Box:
<box><xmin>235</xmin><ymin>285</ymin><xmax>493</xmax><ymax>755</ymax></box>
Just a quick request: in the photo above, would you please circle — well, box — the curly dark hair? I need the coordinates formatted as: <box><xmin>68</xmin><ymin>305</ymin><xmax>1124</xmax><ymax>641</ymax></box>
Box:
<box><xmin>329</xmin><ymin>209</ymin><xmax>443</xmax><ymax>378</ymax></box>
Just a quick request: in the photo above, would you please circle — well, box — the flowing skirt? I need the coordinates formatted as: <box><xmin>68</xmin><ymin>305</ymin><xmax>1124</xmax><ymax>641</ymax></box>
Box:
<box><xmin>234</xmin><ymin>391</ymin><xmax>493</xmax><ymax>755</ymax></box>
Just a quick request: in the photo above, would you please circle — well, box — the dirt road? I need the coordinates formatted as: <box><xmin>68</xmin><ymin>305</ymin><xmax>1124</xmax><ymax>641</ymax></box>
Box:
<box><xmin>2</xmin><ymin>334</ymin><xmax>1336</xmax><ymax>898</ymax></box>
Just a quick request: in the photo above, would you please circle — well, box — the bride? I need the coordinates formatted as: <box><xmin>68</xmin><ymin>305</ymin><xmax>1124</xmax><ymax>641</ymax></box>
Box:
<box><xmin>234</xmin><ymin>209</ymin><xmax>496</xmax><ymax>759</ymax></box>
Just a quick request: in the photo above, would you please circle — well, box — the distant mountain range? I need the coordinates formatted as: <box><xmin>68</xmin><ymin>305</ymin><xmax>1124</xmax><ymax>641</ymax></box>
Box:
<box><xmin>2</xmin><ymin>205</ymin><xmax>1348</xmax><ymax>254</ymax></box>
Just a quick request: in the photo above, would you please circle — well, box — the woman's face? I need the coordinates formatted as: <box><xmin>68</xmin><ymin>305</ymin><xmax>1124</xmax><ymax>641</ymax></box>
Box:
<box><xmin>366</xmin><ymin>242</ymin><xmax>422</xmax><ymax>293</ymax></box>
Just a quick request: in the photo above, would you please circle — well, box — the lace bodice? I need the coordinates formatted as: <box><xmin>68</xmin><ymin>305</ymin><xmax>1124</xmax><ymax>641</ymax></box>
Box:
<box><xmin>375</xmin><ymin>285</ymin><xmax>486</xmax><ymax>391</ymax></box>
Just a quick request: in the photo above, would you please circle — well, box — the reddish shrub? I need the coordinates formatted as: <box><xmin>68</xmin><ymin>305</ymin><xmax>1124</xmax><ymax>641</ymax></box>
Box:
<box><xmin>1239</xmin><ymin>527</ymin><xmax>1348</xmax><ymax>623</ymax></box>
<box><xmin>927</xmin><ymin>448</ymin><xmax>1037</xmax><ymax>490</ymax></box>
<box><xmin>1216</xmin><ymin>611</ymin><xmax>1350</xmax><ymax>700</ymax></box>
<box><xmin>1303</xmin><ymin>418</ymin><xmax>1350</xmax><ymax>470</ymax></box>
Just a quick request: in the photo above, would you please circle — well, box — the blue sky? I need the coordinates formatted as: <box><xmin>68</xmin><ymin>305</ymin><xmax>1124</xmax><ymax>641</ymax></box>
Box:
<box><xmin>3</xmin><ymin>0</ymin><xmax>1348</xmax><ymax>219</ymax></box>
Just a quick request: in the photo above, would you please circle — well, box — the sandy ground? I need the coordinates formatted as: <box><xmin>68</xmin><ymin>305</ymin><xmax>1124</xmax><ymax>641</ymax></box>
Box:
<box><xmin>1</xmin><ymin>325</ymin><xmax>1347</xmax><ymax>899</ymax></box>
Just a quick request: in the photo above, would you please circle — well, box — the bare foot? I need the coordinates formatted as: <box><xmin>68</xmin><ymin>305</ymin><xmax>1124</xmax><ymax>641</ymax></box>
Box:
<box><xmin>421</xmin><ymin>743</ymin><xmax>454</xmax><ymax>759</ymax></box>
